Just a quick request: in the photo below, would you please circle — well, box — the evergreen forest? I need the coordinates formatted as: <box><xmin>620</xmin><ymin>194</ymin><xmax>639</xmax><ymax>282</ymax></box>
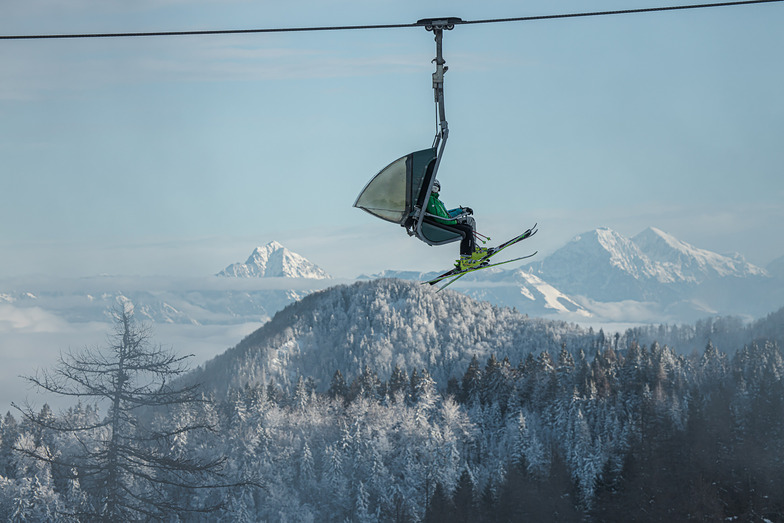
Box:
<box><xmin>1</xmin><ymin>294</ymin><xmax>783</xmax><ymax>521</ymax></box>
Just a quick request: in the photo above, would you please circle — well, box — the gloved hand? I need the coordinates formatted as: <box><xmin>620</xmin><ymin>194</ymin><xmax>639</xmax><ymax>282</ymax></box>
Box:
<box><xmin>463</xmin><ymin>207</ymin><xmax>473</xmax><ymax>215</ymax></box>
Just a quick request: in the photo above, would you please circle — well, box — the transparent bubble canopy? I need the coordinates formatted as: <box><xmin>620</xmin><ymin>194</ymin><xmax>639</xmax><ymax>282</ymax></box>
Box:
<box><xmin>354</xmin><ymin>148</ymin><xmax>437</xmax><ymax>225</ymax></box>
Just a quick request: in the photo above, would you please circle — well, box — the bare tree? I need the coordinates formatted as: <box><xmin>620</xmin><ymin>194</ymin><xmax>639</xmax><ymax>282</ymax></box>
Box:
<box><xmin>14</xmin><ymin>306</ymin><xmax>237</xmax><ymax>520</ymax></box>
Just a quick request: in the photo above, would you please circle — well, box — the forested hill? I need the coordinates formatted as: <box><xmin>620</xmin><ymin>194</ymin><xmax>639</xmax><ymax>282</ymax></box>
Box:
<box><xmin>190</xmin><ymin>278</ymin><xmax>589</xmax><ymax>399</ymax></box>
<box><xmin>5</xmin><ymin>281</ymin><xmax>783</xmax><ymax>520</ymax></box>
<box><xmin>619</xmin><ymin>304</ymin><xmax>784</xmax><ymax>357</ymax></box>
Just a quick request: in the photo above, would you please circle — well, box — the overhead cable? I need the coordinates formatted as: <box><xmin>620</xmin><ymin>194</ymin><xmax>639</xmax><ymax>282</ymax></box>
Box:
<box><xmin>1</xmin><ymin>0</ymin><xmax>782</xmax><ymax>40</ymax></box>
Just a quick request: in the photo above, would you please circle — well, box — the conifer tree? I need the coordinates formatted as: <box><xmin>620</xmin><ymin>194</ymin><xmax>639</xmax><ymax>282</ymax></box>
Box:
<box><xmin>424</xmin><ymin>482</ymin><xmax>454</xmax><ymax>522</ymax></box>
<box><xmin>0</xmin><ymin>412</ymin><xmax>19</xmax><ymax>478</ymax></box>
<box><xmin>452</xmin><ymin>467</ymin><xmax>478</xmax><ymax>523</ymax></box>
<box><xmin>389</xmin><ymin>364</ymin><xmax>410</xmax><ymax>401</ymax></box>
<box><xmin>461</xmin><ymin>355</ymin><xmax>482</xmax><ymax>405</ymax></box>
<box><xmin>328</xmin><ymin>369</ymin><xmax>349</xmax><ymax>402</ymax></box>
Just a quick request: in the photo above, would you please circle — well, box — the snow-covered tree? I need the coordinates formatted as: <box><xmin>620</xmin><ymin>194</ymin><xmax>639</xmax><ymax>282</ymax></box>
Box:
<box><xmin>14</xmin><ymin>306</ymin><xmax>240</xmax><ymax>520</ymax></box>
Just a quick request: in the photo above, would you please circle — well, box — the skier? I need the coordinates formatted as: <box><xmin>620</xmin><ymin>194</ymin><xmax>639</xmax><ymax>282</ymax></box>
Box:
<box><xmin>426</xmin><ymin>179</ymin><xmax>488</xmax><ymax>269</ymax></box>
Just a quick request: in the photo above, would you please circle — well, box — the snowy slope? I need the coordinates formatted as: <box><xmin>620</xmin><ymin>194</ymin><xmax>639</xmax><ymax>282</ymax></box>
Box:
<box><xmin>632</xmin><ymin>227</ymin><xmax>767</xmax><ymax>282</ymax></box>
<box><xmin>217</xmin><ymin>241</ymin><xmax>331</xmax><ymax>279</ymax></box>
<box><xmin>189</xmin><ymin>279</ymin><xmax>589</xmax><ymax>399</ymax></box>
<box><xmin>358</xmin><ymin>268</ymin><xmax>590</xmax><ymax>320</ymax></box>
<box><xmin>530</xmin><ymin>228</ymin><xmax>665</xmax><ymax>302</ymax></box>
<box><xmin>456</xmin><ymin>267</ymin><xmax>591</xmax><ymax>320</ymax></box>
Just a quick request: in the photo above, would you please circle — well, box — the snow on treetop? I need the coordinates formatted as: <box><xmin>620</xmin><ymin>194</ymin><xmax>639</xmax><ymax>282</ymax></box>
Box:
<box><xmin>190</xmin><ymin>278</ymin><xmax>589</xmax><ymax>400</ymax></box>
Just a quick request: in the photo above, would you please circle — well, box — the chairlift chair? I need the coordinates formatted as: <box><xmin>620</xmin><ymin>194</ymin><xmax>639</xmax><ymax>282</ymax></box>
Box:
<box><xmin>354</xmin><ymin>19</ymin><xmax>466</xmax><ymax>247</ymax></box>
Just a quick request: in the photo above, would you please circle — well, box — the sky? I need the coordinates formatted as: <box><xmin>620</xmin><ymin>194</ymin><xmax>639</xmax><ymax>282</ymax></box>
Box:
<box><xmin>1</xmin><ymin>0</ymin><xmax>783</xmax><ymax>281</ymax></box>
<box><xmin>1</xmin><ymin>0</ymin><xmax>784</xmax><ymax>413</ymax></box>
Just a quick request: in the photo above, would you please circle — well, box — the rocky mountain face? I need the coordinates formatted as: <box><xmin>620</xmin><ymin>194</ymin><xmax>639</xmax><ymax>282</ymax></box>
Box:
<box><xmin>532</xmin><ymin>228</ymin><xmax>660</xmax><ymax>301</ymax></box>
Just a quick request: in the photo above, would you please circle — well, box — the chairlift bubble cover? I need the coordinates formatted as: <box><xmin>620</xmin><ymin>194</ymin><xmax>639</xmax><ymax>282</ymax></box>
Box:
<box><xmin>354</xmin><ymin>148</ymin><xmax>437</xmax><ymax>225</ymax></box>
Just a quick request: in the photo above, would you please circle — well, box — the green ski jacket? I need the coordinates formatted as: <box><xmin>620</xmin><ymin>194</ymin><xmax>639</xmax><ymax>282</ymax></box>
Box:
<box><xmin>427</xmin><ymin>193</ymin><xmax>459</xmax><ymax>225</ymax></box>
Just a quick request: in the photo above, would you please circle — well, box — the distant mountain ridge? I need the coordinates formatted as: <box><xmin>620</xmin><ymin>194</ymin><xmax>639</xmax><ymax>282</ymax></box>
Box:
<box><xmin>367</xmin><ymin>226</ymin><xmax>779</xmax><ymax>323</ymax></box>
<box><xmin>217</xmin><ymin>241</ymin><xmax>330</xmax><ymax>279</ymax></box>
<box><xmin>1</xmin><ymin>242</ymin><xmax>332</xmax><ymax>325</ymax></box>
<box><xmin>3</xmin><ymin>232</ymin><xmax>781</xmax><ymax>327</ymax></box>
<box><xmin>531</xmin><ymin>227</ymin><xmax>769</xmax><ymax>303</ymax></box>
<box><xmin>0</xmin><ymin>282</ymin><xmax>319</xmax><ymax>325</ymax></box>
<box><xmin>632</xmin><ymin>227</ymin><xmax>766</xmax><ymax>282</ymax></box>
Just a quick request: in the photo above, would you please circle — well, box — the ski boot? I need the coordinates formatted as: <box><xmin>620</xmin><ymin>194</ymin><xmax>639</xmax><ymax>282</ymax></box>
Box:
<box><xmin>457</xmin><ymin>256</ymin><xmax>478</xmax><ymax>271</ymax></box>
<box><xmin>472</xmin><ymin>246</ymin><xmax>490</xmax><ymax>264</ymax></box>
<box><xmin>457</xmin><ymin>247</ymin><xmax>489</xmax><ymax>271</ymax></box>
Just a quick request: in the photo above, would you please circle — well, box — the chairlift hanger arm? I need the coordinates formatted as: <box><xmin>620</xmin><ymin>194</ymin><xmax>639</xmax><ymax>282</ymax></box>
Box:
<box><xmin>410</xmin><ymin>18</ymin><xmax>463</xmax><ymax>246</ymax></box>
<box><xmin>416</xmin><ymin>18</ymin><xmax>461</xmax><ymax>147</ymax></box>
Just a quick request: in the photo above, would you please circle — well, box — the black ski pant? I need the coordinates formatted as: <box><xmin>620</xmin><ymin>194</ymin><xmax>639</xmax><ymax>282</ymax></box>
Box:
<box><xmin>453</xmin><ymin>222</ymin><xmax>475</xmax><ymax>256</ymax></box>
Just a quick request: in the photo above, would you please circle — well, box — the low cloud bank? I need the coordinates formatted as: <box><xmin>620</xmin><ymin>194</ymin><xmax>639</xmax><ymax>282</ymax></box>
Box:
<box><xmin>0</xmin><ymin>304</ymin><xmax>259</xmax><ymax>414</ymax></box>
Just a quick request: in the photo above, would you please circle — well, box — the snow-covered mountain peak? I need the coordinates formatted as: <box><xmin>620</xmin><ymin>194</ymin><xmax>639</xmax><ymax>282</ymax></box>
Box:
<box><xmin>526</xmin><ymin>228</ymin><xmax>657</xmax><ymax>302</ymax></box>
<box><xmin>245</xmin><ymin>242</ymin><xmax>283</xmax><ymax>269</ymax></box>
<box><xmin>252</xmin><ymin>241</ymin><xmax>284</xmax><ymax>255</ymax></box>
<box><xmin>634</xmin><ymin>226</ymin><xmax>680</xmax><ymax>248</ymax></box>
<box><xmin>632</xmin><ymin>227</ymin><xmax>766</xmax><ymax>281</ymax></box>
<box><xmin>530</xmin><ymin>226</ymin><xmax>773</xmax><ymax>306</ymax></box>
<box><xmin>568</xmin><ymin>227</ymin><xmax>656</xmax><ymax>279</ymax></box>
<box><xmin>217</xmin><ymin>242</ymin><xmax>331</xmax><ymax>279</ymax></box>
<box><xmin>633</xmin><ymin>227</ymin><xmax>699</xmax><ymax>260</ymax></box>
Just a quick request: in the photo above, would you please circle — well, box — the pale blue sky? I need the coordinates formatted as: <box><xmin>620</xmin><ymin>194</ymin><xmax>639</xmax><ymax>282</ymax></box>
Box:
<box><xmin>2</xmin><ymin>0</ymin><xmax>783</xmax><ymax>278</ymax></box>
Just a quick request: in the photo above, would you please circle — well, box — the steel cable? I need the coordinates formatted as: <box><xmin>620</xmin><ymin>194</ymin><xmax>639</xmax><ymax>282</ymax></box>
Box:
<box><xmin>1</xmin><ymin>0</ymin><xmax>781</xmax><ymax>41</ymax></box>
